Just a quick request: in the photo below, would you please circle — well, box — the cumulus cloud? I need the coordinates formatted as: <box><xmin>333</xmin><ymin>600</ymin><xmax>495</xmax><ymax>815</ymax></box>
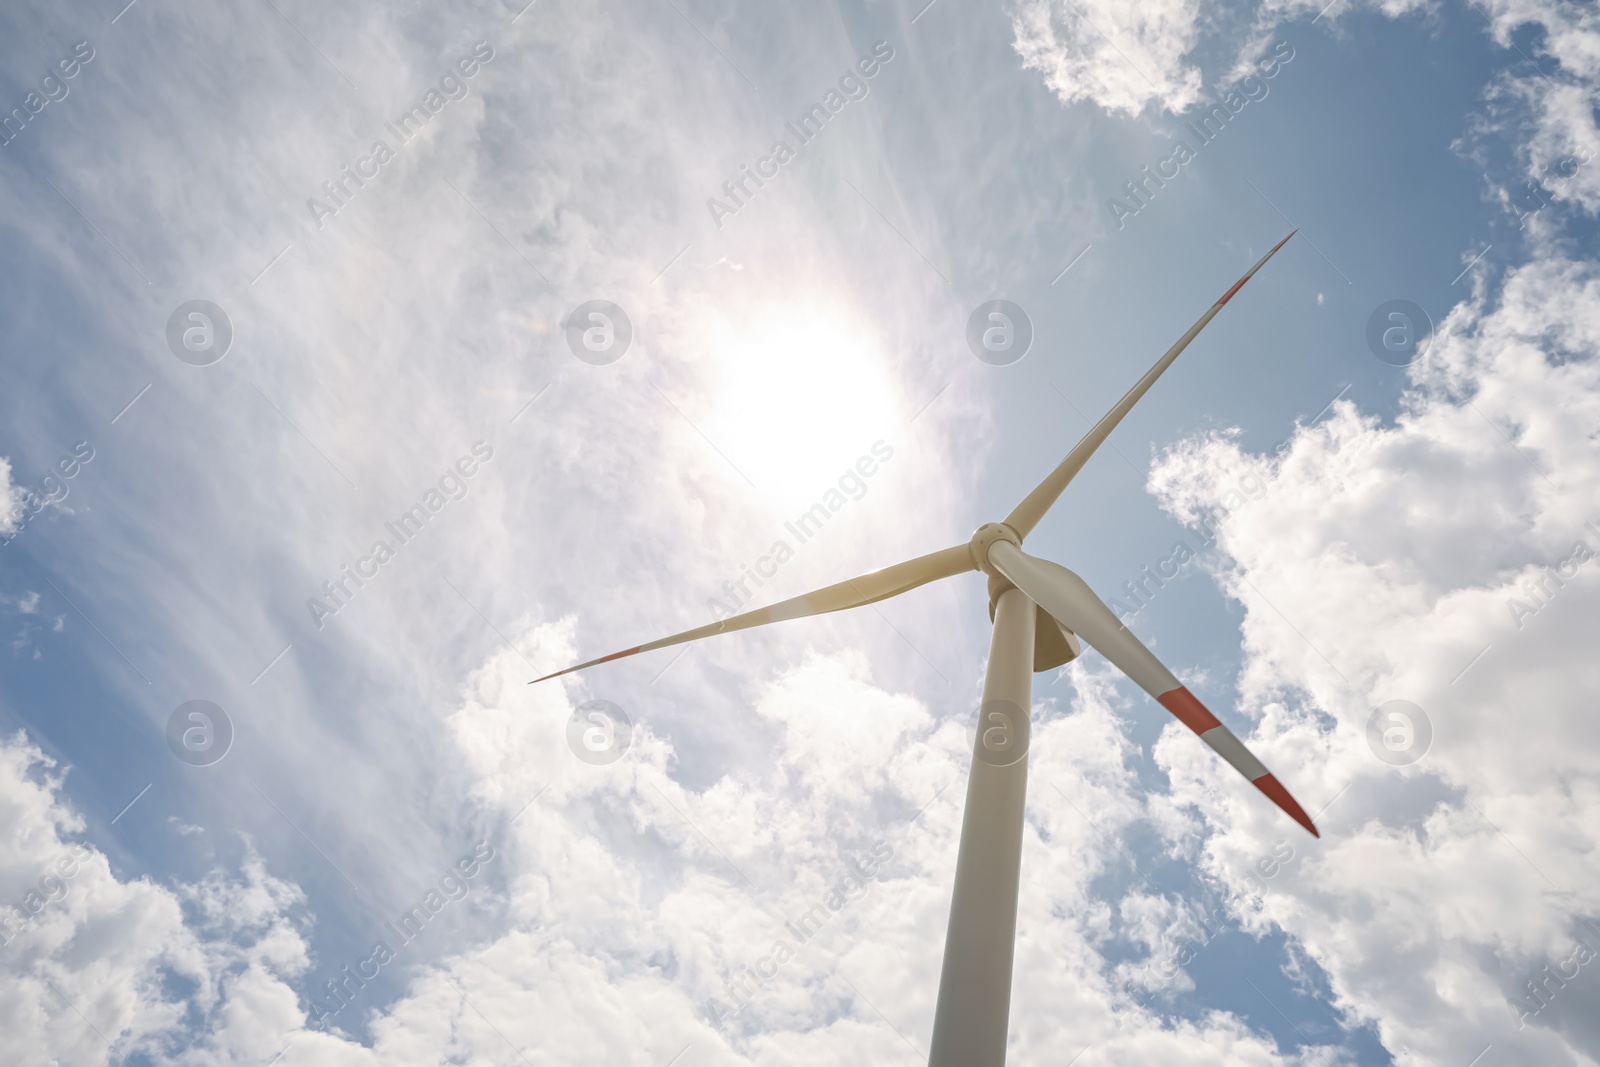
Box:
<box><xmin>1052</xmin><ymin>6</ymin><xmax>1600</xmax><ymax>1059</ymax></box>
<box><xmin>0</xmin><ymin>732</ymin><xmax>327</xmax><ymax>1065</ymax></box>
<box><xmin>0</xmin><ymin>640</ymin><xmax>1345</xmax><ymax>1065</ymax></box>
<box><xmin>384</xmin><ymin>636</ymin><xmax>1320</xmax><ymax>1064</ymax></box>
<box><xmin>1145</xmin><ymin>248</ymin><xmax>1600</xmax><ymax>1063</ymax></box>
<box><xmin>1457</xmin><ymin>0</ymin><xmax>1600</xmax><ymax>226</ymax></box>
<box><xmin>1010</xmin><ymin>0</ymin><xmax>1208</xmax><ymax>115</ymax></box>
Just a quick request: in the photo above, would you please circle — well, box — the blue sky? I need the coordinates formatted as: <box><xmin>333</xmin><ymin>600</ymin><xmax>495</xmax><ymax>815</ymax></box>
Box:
<box><xmin>2</xmin><ymin>0</ymin><xmax>1599</xmax><ymax>1063</ymax></box>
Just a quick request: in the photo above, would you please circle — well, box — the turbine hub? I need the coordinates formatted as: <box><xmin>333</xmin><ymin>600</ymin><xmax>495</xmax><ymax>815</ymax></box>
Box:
<box><xmin>968</xmin><ymin>522</ymin><xmax>1021</xmax><ymax>578</ymax></box>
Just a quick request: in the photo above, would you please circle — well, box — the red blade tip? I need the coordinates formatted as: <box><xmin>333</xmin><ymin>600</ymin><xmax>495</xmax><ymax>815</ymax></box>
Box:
<box><xmin>528</xmin><ymin>646</ymin><xmax>643</xmax><ymax>685</ymax></box>
<box><xmin>1253</xmin><ymin>773</ymin><xmax>1320</xmax><ymax>837</ymax></box>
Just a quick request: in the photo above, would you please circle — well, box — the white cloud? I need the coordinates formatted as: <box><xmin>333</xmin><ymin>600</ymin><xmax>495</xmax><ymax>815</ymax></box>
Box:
<box><xmin>0</xmin><ymin>732</ymin><xmax>306</xmax><ymax>1066</ymax></box>
<box><xmin>0</xmin><ymin>0</ymin><xmax>987</xmax><ymax>980</ymax></box>
<box><xmin>1146</xmin><ymin>245</ymin><xmax>1600</xmax><ymax>1064</ymax></box>
<box><xmin>1464</xmin><ymin>0</ymin><xmax>1600</xmax><ymax>224</ymax></box>
<box><xmin>1010</xmin><ymin>0</ymin><xmax>1208</xmax><ymax>115</ymax></box>
<box><xmin>372</xmin><ymin>638</ymin><xmax>1320</xmax><ymax>1065</ymax></box>
<box><xmin>1072</xmin><ymin>7</ymin><xmax>1600</xmax><ymax>1057</ymax></box>
<box><xmin>0</xmin><ymin>457</ymin><xmax>19</xmax><ymax>538</ymax></box>
<box><xmin>0</xmin><ymin>645</ymin><xmax>1338</xmax><ymax>1065</ymax></box>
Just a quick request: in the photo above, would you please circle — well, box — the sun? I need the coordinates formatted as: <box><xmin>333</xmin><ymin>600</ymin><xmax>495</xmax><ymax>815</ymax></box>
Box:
<box><xmin>699</xmin><ymin>302</ymin><xmax>901</xmax><ymax>514</ymax></box>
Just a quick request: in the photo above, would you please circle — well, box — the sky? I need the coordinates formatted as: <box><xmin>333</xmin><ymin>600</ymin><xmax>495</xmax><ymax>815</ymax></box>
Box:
<box><xmin>0</xmin><ymin>0</ymin><xmax>1597</xmax><ymax>1063</ymax></box>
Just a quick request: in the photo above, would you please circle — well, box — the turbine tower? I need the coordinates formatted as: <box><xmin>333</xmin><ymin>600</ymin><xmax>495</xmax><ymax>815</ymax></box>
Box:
<box><xmin>533</xmin><ymin>233</ymin><xmax>1313</xmax><ymax>1065</ymax></box>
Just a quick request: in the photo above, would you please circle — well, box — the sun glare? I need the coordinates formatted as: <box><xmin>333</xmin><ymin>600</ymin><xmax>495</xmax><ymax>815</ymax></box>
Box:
<box><xmin>699</xmin><ymin>304</ymin><xmax>901</xmax><ymax>513</ymax></box>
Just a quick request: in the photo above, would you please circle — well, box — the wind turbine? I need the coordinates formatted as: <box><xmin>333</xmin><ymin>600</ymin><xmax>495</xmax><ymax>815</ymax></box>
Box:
<box><xmin>532</xmin><ymin>233</ymin><xmax>1315</xmax><ymax>1066</ymax></box>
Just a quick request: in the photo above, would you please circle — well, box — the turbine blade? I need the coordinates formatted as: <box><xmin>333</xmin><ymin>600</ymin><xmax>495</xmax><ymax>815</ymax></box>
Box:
<box><xmin>1004</xmin><ymin>232</ymin><xmax>1295</xmax><ymax>540</ymax></box>
<box><xmin>986</xmin><ymin>540</ymin><xmax>1318</xmax><ymax>837</ymax></box>
<box><xmin>529</xmin><ymin>543</ymin><xmax>977</xmax><ymax>684</ymax></box>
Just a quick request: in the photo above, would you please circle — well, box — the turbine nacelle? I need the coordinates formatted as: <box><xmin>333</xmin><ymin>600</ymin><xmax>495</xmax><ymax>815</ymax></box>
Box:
<box><xmin>968</xmin><ymin>521</ymin><xmax>1022</xmax><ymax>576</ymax></box>
<box><xmin>970</xmin><ymin>522</ymin><xmax>1085</xmax><ymax>671</ymax></box>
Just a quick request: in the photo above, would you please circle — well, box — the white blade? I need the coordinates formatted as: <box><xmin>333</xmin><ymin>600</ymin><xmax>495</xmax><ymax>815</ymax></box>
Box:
<box><xmin>1004</xmin><ymin>232</ymin><xmax>1295</xmax><ymax>541</ymax></box>
<box><xmin>529</xmin><ymin>544</ymin><xmax>976</xmax><ymax>683</ymax></box>
<box><xmin>987</xmin><ymin>540</ymin><xmax>1318</xmax><ymax>836</ymax></box>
